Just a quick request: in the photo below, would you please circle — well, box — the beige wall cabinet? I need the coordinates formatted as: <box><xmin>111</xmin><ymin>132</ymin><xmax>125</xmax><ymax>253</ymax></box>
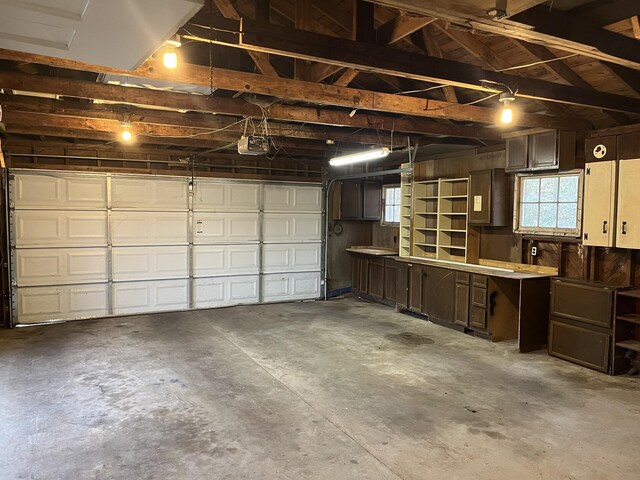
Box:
<box><xmin>583</xmin><ymin>161</ymin><xmax>617</xmax><ymax>247</ymax></box>
<box><xmin>616</xmin><ymin>159</ymin><xmax>640</xmax><ymax>249</ymax></box>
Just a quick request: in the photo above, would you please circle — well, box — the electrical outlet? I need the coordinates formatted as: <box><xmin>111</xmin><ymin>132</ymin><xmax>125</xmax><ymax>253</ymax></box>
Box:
<box><xmin>531</xmin><ymin>246</ymin><xmax>538</xmax><ymax>256</ymax></box>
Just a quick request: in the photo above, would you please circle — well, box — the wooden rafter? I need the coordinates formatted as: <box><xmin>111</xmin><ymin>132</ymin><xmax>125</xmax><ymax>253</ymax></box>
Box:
<box><xmin>0</xmin><ymin>70</ymin><xmax>502</xmax><ymax>140</ymax></box>
<box><xmin>0</xmin><ymin>51</ymin><xmax>586</xmax><ymax>130</ymax></box>
<box><xmin>202</xmin><ymin>18</ymin><xmax>640</xmax><ymax>113</ymax></box>
<box><xmin>212</xmin><ymin>0</ymin><xmax>280</xmax><ymax>77</ymax></box>
<box><xmin>420</xmin><ymin>26</ymin><xmax>457</xmax><ymax>103</ymax></box>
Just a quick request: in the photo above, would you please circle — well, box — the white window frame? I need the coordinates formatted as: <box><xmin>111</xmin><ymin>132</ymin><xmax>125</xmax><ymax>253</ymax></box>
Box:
<box><xmin>514</xmin><ymin>170</ymin><xmax>584</xmax><ymax>237</ymax></box>
<box><xmin>381</xmin><ymin>184</ymin><xmax>401</xmax><ymax>226</ymax></box>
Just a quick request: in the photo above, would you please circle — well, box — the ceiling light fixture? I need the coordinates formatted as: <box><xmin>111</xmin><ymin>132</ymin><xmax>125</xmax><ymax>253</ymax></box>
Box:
<box><xmin>120</xmin><ymin>122</ymin><xmax>134</xmax><ymax>142</ymax></box>
<box><xmin>329</xmin><ymin>147</ymin><xmax>390</xmax><ymax>167</ymax></box>
<box><xmin>163</xmin><ymin>35</ymin><xmax>181</xmax><ymax>69</ymax></box>
<box><xmin>498</xmin><ymin>92</ymin><xmax>516</xmax><ymax>125</ymax></box>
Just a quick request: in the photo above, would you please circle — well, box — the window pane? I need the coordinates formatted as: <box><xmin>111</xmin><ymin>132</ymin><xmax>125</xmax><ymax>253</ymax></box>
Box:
<box><xmin>521</xmin><ymin>203</ymin><xmax>539</xmax><ymax>227</ymax></box>
<box><xmin>522</xmin><ymin>178</ymin><xmax>539</xmax><ymax>202</ymax></box>
<box><xmin>393</xmin><ymin>206</ymin><xmax>400</xmax><ymax>223</ymax></box>
<box><xmin>385</xmin><ymin>206</ymin><xmax>393</xmax><ymax>222</ymax></box>
<box><xmin>540</xmin><ymin>177</ymin><xmax>559</xmax><ymax>202</ymax></box>
<box><xmin>394</xmin><ymin>187</ymin><xmax>401</xmax><ymax>205</ymax></box>
<box><xmin>558</xmin><ymin>203</ymin><xmax>577</xmax><ymax>228</ymax></box>
<box><xmin>559</xmin><ymin>176</ymin><xmax>579</xmax><ymax>202</ymax></box>
<box><xmin>539</xmin><ymin>203</ymin><xmax>558</xmax><ymax>228</ymax></box>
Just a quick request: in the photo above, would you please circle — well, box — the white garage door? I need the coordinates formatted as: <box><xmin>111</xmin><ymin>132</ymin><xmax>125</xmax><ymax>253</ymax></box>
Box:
<box><xmin>9</xmin><ymin>170</ymin><xmax>324</xmax><ymax>325</ymax></box>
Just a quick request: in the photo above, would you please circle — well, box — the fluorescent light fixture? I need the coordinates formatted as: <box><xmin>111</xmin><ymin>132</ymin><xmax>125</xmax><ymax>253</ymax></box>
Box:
<box><xmin>329</xmin><ymin>147</ymin><xmax>391</xmax><ymax>167</ymax></box>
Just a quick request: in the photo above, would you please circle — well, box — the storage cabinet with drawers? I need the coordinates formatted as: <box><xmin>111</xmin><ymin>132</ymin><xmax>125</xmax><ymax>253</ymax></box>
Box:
<box><xmin>548</xmin><ymin>278</ymin><xmax>626</xmax><ymax>373</ymax></box>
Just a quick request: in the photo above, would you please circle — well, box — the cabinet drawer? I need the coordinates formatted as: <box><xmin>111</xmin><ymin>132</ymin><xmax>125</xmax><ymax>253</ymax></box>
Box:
<box><xmin>549</xmin><ymin>319</ymin><xmax>610</xmax><ymax>373</ymax></box>
<box><xmin>472</xmin><ymin>274</ymin><xmax>488</xmax><ymax>288</ymax></box>
<box><xmin>470</xmin><ymin>306</ymin><xmax>487</xmax><ymax>330</ymax></box>
<box><xmin>471</xmin><ymin>285</ymin><xmax>487</xmax><ymax>308</ymax></box>
<box><xmin>456</xmin><ymin>272</ymin><xmax>470</xmax><ymax>285</ymax></box>
<box><xmin>551</xmin><ymin>279</ymin><xmax>613</xmax><ymax>328</ymax></box>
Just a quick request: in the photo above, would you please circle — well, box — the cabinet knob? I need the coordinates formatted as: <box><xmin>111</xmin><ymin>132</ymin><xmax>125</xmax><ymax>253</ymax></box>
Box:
<box><xmin>602</xmin><ymin>221</ymin><xmax>608</xmax><ymax>234</ymax></box>
<box><xmin>622</xmin><ymin>221</ymin><xmax>628</xmax><ymax>235</ymax></box>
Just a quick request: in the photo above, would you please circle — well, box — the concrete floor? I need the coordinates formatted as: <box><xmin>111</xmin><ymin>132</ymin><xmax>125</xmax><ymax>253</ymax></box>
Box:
<box><xmin>1</xmin><ymin>298</ymin><xmax>639</xmax><ymax>480</ymax></box>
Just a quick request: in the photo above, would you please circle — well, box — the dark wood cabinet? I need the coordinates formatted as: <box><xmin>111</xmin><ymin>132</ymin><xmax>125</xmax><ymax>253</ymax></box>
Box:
<box><xmin>409</xmin><ymin>265</ymin><xmax>423</xmax><ymax>313</ymax></box>
<box><xmin>549</xmin><ymin>278</ymin><xmax>626</xmax><ymax>374</ymax></box>
<box><xmin>506</xmin><ymin>130</ymin><xmax>576</xmax><ymax>173</ymax></box>
<box><xmin>454</xmin><ymin>283</ymin><xmax>470</xmax><ymax>326</ymax></box>
<box><xmin>505</xmin><ymin>135</ymin><xmax>528</xmax><ymax>172</ymax></box>
<box><xmin>618</xmin><ymin>131</ymin><xmax>640</xmax><ymax>160</ymax></box>
<box><xmin>341</xmin><ymin>181</ymin><xmax>362</xmax><ymax>219</ymax></box>
<box><xmin>395</xmin><ymin>262</ymin><xmax>409</xmax><ymax>308</ymax></box>
<box><xmin>340</xmin><ymin>180</ymin><xmax>381</xmax><ymax>220</ymax></box>
<box><xmin>363</xmin><ymin>181</ymin><xmax>382</xmax><ymax>220</ymax></box>
<box><xmin>468</xmin><ymin>169</ymin><xmax>509</xmax><ymax>226</ymax></box>
<box><xmin>368</xmin><ymin>258</ymin><xmax>385</xmax><ymax>299</ymax></box>
<box><xmin>422</xmin><ymin>266</ymin><xmax>456</xmax><ymax>324</ymax></box>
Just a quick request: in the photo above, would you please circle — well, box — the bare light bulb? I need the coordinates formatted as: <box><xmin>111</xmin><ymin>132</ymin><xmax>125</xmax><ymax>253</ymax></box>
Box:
<box><xmin>163</xmin><ymin>50</ymin><xmax>178</xmax><ymax>69</ymax></box>
<box><xmin>121</xmin><ymin>129</ymin><xmax>133</xmax><ymax>142</ymax></box>
<box><xmin>501</xmin><ymin>104</ymin><xmax>513</xmax><ymax>124</ymax></box>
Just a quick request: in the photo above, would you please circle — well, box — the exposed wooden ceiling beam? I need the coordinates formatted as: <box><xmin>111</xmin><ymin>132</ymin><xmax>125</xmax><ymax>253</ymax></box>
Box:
<box><xmin>212</xmin><ymin>18</ymin><xmax>640</xmax><ymax>114</ymax></box>
<box><xmin>0</xmin><ymin>52</ymin><xmax>581</xmax><ymax>131</ymax></box>
<box><xmin>632</xmin><ymin>16</ymin><xmax>640</xmax><ymax>39</ymax></box>
<box><xmin>212</xmin><ymin>0</ymin><xmax>280</xmax><ymax>77</ymax></box>
<box><xmin>0</xmin><ymin>70</ymin><xmax>502</xmax><ymax>140</ymax></box>
<box><xmin>569</xmin><ymin>0</ymin><xmax>640</xmax><ymax>28</ymax></box>
<box><xmin>377</xmin><ymin>14</ymin><xmax>435</xmax><ymax>45</ymax></box>
<box><xmin>419</xmin><ymin>26</ymin><xmax>457</xmax><ymax>103</ymax></box>
<box><xmin>507</xmin><ymin>5</ymin><xmax>640</xmax><ymax>69</ymax></box>
<box><xmin>514</xmin><ymin>40</ymin><xmax>630</xmax><ymax>125</ymax></box>
<box><xmin>368</xmin><ymin>0</ymin><xmax>640</xmax><ymax>69</ymax></box>
<box><xmin>0</xmin><ymin>94</ymin><xmax>411</xmax><ymax>147</ymax></box>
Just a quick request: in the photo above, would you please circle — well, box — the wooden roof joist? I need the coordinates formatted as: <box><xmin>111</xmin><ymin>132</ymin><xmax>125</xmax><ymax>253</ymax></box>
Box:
<box><xmin>0</xmin><ymin>49</ymin><xmax>588</xmax><ymax>131</ymax></box>
<box><xmin>189</xmin><ymin>18</ymin><xmax>640</xmax><ymax>114</ymax></box>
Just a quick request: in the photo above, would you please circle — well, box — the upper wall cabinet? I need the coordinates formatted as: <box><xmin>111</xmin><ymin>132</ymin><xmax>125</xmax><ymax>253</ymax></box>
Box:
<box><xmin>583</xmin><ymin>161</ymin><xmax>617</xmax><ymax>247</ymax></box>
<box><xmin>340</xmin><ymin>180</ymin><xmax>382</xmax><ymax>221</ymax></box>
<box><xmin>506</xmin><ymin>130</ymin><xmax>577</xmax><ymax>173</ymax></box>
<box><xmin>468</xmin><ymin>169</ymin><xmax>509</xmax><ymax>227</ymax></box>
<box><xmin>616</xmin><ymin>159</ymin><xmax>640</xmax><ymax>249</ymax></box>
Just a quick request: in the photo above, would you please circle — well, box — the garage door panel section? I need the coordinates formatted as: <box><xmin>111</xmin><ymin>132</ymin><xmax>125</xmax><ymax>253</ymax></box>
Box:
<box><xmin>193</xmin><ymin>244</ymin><xmax>260</xmax><ymax>277</ymax></box>
<box><xmin>17</xmin><ymin>284</ymin><xmax>109</xmax><ymax>323</ymax></box>
<box><xmin>12</xmin><ymin>173</ymin><xmax>107</xmax><ymax>210</ymax></box>
<box><xmin>194</xmin><ymin>275</ymin><xmax>260</xmax><ymax>308</ymax></box>
<box><xmin>193</xmin><ymin>213</ymin><xmax>260</xmax><ymax>244</ymax></box>
<box><xmin>264</xmin><ymin>185</ymin><xmax>322</xmax><ymax>212</ymax></box>
<box><xmin>262</xmin><ymin>272</ymin><xmax>321</xmax><ymax>302</ymax></box>
<box><xmin>111</xmin><ymin>177</ymin><xmax>187</xmax><ymax>210</ymax></box>
<box><xmin>193</xmin><ymin>182</ymin><xmax>260</xmax><ymax>212</ymax></box>
<box><xmin>262</xmin><ymin>243</ymin><xmax>322</xmax><ymax>273</ymax></box>
<box><xmin>112</xmin><ymin>246</ymin><xmax>188</xmax><ymax>281</ymax></box>
<box><xmin>262</xmin><ymin>214</ymin><xmax>322</xmax><ymax>242</ymax></box>
<box><xmin>16</xmin><ymin>247</ymin><xmax>108</xmax><ymax>286</ymax></box>
<box><xmin>113</xmin><ymin>279</ymin><xmax>189</xmax><ymax>315</ymax></box>
<box><xmin>111</xmin><ymin>211</ymin><xmax>188</xmax><ymax>246</ymax></box>
<box><xmin>14</xmin><ymin>210</ymin><xmax>108</xmax><ymax>247</ymax></box>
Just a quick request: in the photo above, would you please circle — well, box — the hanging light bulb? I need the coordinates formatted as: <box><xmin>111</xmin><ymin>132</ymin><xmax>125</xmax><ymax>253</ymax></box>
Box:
<box><xmin>120</xmin><ymin>122</ymin><xmax>133</xmax><ymax>142</ymax></box>
<box><xmin>498</xmin><ymin>92</ymin><xmax>516</xmax><ymax>125</ymax></box>
<box><xmin>162</xmin><ymin>35</ymin><xmax>181</xmax><ymax>69</ymax></box>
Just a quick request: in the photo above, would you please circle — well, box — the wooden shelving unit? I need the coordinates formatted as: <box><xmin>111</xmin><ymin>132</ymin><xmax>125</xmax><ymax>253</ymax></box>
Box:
<box><xmin>399</xmin><ymin>163</ymin><xmax>412</xmax><ymax>257</ymax></box>
<box><xmin>437</xmin><ymin>178</ymin><xmax>469</xmax><ymax>262</ymax></box>
<box><xmin>614</xmin><ymin>288</ymin><xmax>640</xmax><ymax>374</ymax></box>
<box><xmin>411</xmin><ymin>179</ymin><xmax>439</xmax><ymax>258</ymax></box>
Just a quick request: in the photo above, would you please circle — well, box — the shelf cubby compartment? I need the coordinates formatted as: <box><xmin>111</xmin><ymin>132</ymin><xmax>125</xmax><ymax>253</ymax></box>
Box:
<box><xmin>613</xmin><ymin>288</ymin><xmax>640</xmax><ymax>374</ymax></box>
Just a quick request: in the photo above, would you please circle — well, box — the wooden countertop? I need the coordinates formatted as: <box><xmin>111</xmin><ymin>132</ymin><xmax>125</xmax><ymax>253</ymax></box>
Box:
<box><xmin>394</xmin><ymin>256</ymin><xmax>556</xmax><ymax>280</ymax></box>
<box><xmin>346</xmin><ymin>247</ymin><xmax>398</xmax><ymax>256</ymax></box>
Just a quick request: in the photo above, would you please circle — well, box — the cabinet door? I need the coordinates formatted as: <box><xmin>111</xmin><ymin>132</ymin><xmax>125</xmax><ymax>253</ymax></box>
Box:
<box><xmin>616</xmin><ymin>159</ymin><xmax>640</xmax><ymax>249</ymax></box>
<box><xmin>529</xmin><ymin>131</ymin><xmax>558</xmax><ymax>170</ymax></box>
<box><xmin>362</xmin><ymin>181</ymin><xmax>382</xmax><ymax>220</ymax></box>
<box><xmin>359</xmin><ymin>257</ymin><xmax>369</xmax><ymax>294</ymax></box>
<box><xmin>423</xmin><ymin>266</ymin><xmax>455</xmax><ymax>323</ymax></box>
<box><xmin>409</xmin><ymin>266</ymin><xmax>422</xmax><ymax>312</ymax></box>
<box><xmin>468</xmin><ymin>170</ymin><xmax>492</xmax><ymax>225</ymax></box>
<box><xmin>583</xmin><ymin>161</ymin><xmax>617</xmax><ymax>247</ymax></box>
<box><xmin>351</xmin><ymin>256</ymin><xmax>360</xmax><ymax>293</ymax></box>
<box><xmin>396</xmin><ymin>264</ymin><xmax>409</xmax><ymax>308</ymax></box>
<box><xmin>454</xmin><ymin>283</ymin><xmax>470</xmax><ymax>326</ymax></box>
<box><xmin>341</xmin><ymin>181</ymin><xmax>362</xmax><ymax>219</ymax></box>
<box><xmin>368</xmin><ymin>258</ymin><xmax>385</xmax><ymax>299</ymax></box>
<box><xmin>505</xmin><ymin>136</ymin><xmax>529</xmax><ymax>172</ymax></box>
<box><xmin>469</xmin><ymin>306</ymin><xmax>487</xmax><ymax>330</ymax></box>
